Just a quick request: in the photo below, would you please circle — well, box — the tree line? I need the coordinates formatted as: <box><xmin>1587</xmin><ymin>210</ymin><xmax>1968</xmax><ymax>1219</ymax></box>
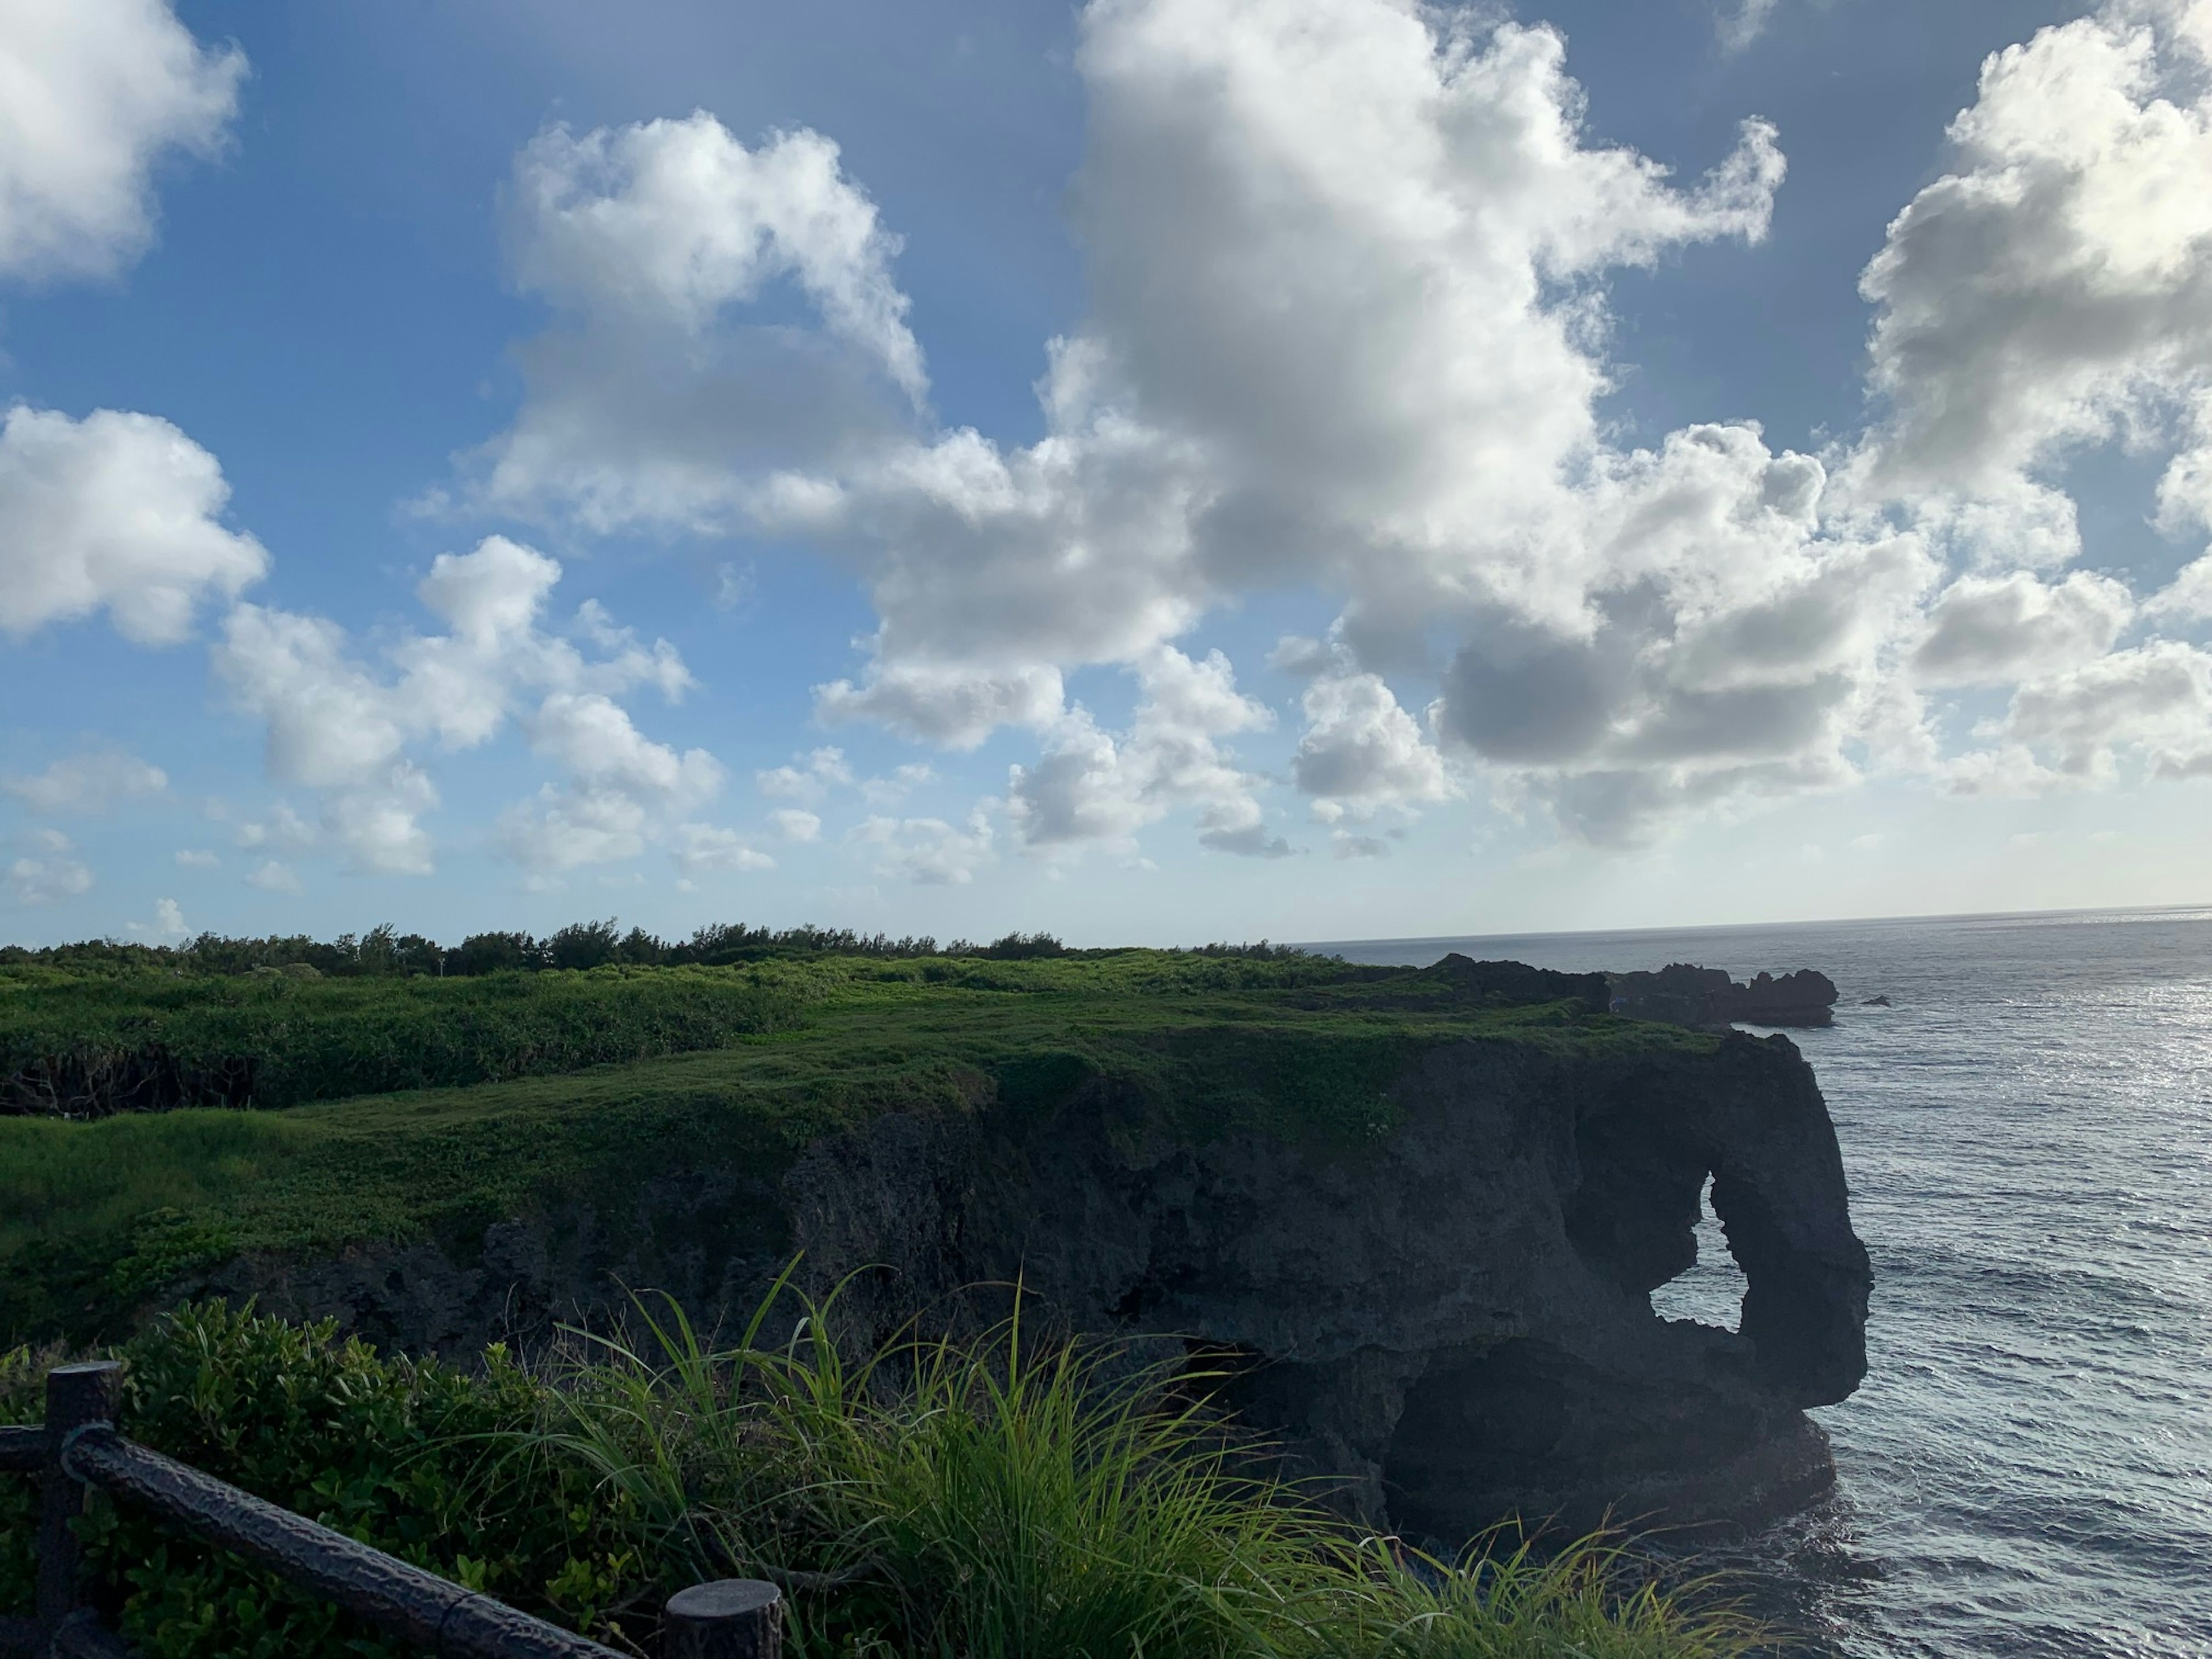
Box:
<box><xmin>0</xmin><ymin>921</ymin><xmax>1089</xmax><ymax>978</ymax></box>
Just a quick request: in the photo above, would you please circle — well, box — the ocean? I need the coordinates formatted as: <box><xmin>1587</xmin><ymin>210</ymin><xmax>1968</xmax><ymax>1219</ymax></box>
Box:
<box><xmin>1319</xmin><ymin>907</ymin><xmax>2212</xmax><ymax>1658</ymax></box>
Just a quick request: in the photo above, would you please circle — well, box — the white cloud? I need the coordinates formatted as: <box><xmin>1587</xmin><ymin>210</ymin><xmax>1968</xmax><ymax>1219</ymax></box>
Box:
<box><xmin>1279</xmin><ymin>652</ymin><xmax>1456</xmax><ymax>822</ymax></box>
<box><xmin>1006</xmin><ymin>647</ymin><xmax>1277</xmax><ymax>856</ymax></box>
<box><xmin>152</xmin><ymin>896</ymin><xmax>185</xmax><ymax>937</ymax></box>
<box><xmin>454</xmin><ymin>1</ymin><xmax>1835</xmax><ymax>850</ymax></box>
<box><xmin>816</xmin><ymin>658</ymin><xmax>1067</xmax><ymax>751</ymax></box>
<box><xmin>770</xmin><ymin>808</ymin><xmax>822</xmax><ymax>842</ymax></box>
<box><xmin>527</xmin><ymin>692</ymin><xmax>724</xmax><ymax>808</ymax></box>
<box><xmin>0</xmin><ymin>406</ymin><xmax>267</xmax><ymax>643</ymax></box>
<box><xmin>2</xmin><ymin>748</ymin><xmax>166</xmax><ymax>814</ymax></box>
<box><xmin>2146</xmin><ymin>550</ymin><xmax>2212</xmax><ymax>621</ymax></box>
<box><xmin>756</xmin><ymin>746</ymin><xmax>854</xmax><ymax>802</ymax></box>
<box><xmin>1987</xmin><ymin>641</ymin><xmax>2212</xmax><ymax>783</ymax></box>
<box><xmin>1716</xmin><ymin>0</ymin><xmax>1781</xmax><ymax>54</ymax></box>
<box><xmin>0</xmin><ymin>0</ymin><xmax>244</xmax><ymax>282</ymax></box>
<box><xmin>5</xmin><ymin>828</ymin><xmax>91</xmax><ymax>903</ymax></box>
<box><xmin>214</xmin><ymin>536</ymin><xmax>709</xmax><ymax>876</ymax></box>
<box><xmin>469</xmin><ymin>113</ymin><xmax>925</xmax><ymax>532</ymax></box>
<box><xmin>233</xmin><ymin>804</ymin><xmax>316</xmax><ymax>854</ymax></box>
<box><xmin>505</xmin><ymin>692</ymin><xmax>725</xmax><ymax>875</ymax></box>
<box><xmin>445</xmin><ymin>0</ymin><xmax>2212</xmax><ymax>853</ymax></box>
<box><xmin>853</xmin><ymin>806</ymin><xmax>996</xmax><ymax>884</ymax></box>
<box><xmin>1911</xmin><ymin>571</ymin><xmax>2135</xmax><ymax>687</ymax></box>
<box><xmin>173</xmin><ymin>848</ymin><xmax>218</xmax><ymax>868</ymax></box>
<box><xmin>671</xmin><ymin>821</ymin><xmax>776</xmax><ymax>875</ymax></box>
<box><xmin>244</xmin><ymin>858</ymin><xmax>303</xmax><ymax>895</ymax></box>
<box><xmin>859</xmin><ymin>762</ymin><xmax>935</xmax><ymax>807</ymax></box>
<box><xmin>495</xmin><ymin>787</ymin><xmax>646</xmax><ymax>873</ymax></box>
<box><xmin>1851</xmin><ymin>1</ymin><xmax>2212</xmax><ymax>515</ymax></box>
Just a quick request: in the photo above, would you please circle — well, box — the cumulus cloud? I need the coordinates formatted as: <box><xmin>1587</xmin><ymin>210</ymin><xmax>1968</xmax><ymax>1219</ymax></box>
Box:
<box><xmin>669</xmin><ymin>821</ymin><xmax>775</xmax><ymax>876</ymax></box>
<box><xmin>5</xmin><ymin>828</ymin><xmax>92</xmax><ymax>904</ymax></box>
<box><xmin>854</xmin><ymin>806</ymin><xmax>995</xmax><ymax>884</ymax></box>
<box><xmin>460</xmin><ymin>0</ymin><xmax>1804</xmax><ymax>848</ymax></box>
<box><xmin>232</xmin><ymin>804</ymin><xmax>316</xmax><ymax>854</ymax></box>
<box><xmin>860</xmin><ymin>763</ymin><xmax>935</xmax><ymax>808</ymax></box>
<box><xmin>770</xmin><ymin>808</ymin><xmax>822</xmax><ymax>842</ymax></box>
<box><xmin>0</xmin><ymin>0</ymin><xmax>244</xmax><ymax>282</ymax></box>
<box><xmin>3</xmin><ymin>748</ymin><xmax>166</xmax><ymax>814</ymax></box>
<box><xmin>0</xmin><ymin>406</ymin><xmax>267</xmax><ymax>643</ymax></box>
<box><xmin>1986</xmin><ymin>641</ymin><xmax>2212</xmax><ymax>783</ymax></box>
<box><xmin>244</xmin><ymin>858</ymin><xmax>302</xmax><ymax>895</ymax></box>
<box><xmin>450</xmin><ymin>0</ymin><xmax>2212</xmax><ymax>851</ymax></box>
<box><xmin>2146</xmin><ymin>550</ymin><xmax>2212</xmax><ymax>621</ymax></box>
<box><xmin>1277</xmin><ymin>645</ymin><xmax>1455</xmax><ymax>823</ymax></box>
<box><xmin>469</xmin><ymin>113</ymin><xmax>925</xmax><ymax>531</ymax></box>
<box><xmin>756</xmin><ymin>747</ymin><xmax>854</xmax><ymax>803</ymax></box>
<box><xmin>1006</xmin><ymin>648</ymin><xmax>1277</xmax><ymax>855</ymax></box>
<box><xmin>215</xmin><ymin>536</ymin><xmax>710</xmax><ymax>875</ymax></box>
<box><xmin>127</xmin><ymin>896</ymin><xmax>187</xmax><ymax>938</ymax></box>
<box><xmin>173</xmin><ymin>848</ymin><xmax>219</xmax><ymax>868</ymax></box>
<box><xmin>1851</xmin><ymin>1</ymin><xmax>2212</xmax><ymax>522</ymax></box>
<box><xmin>1911</xmin><ymin>571</ymin><xmax>2135</xmax><ymax>687</ymax></box>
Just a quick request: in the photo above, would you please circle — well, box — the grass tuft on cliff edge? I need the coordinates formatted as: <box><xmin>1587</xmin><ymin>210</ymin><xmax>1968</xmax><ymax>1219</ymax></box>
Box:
<box><xmin>1</xmin><ymin>950</ymin><xmax>1717</xmax><ymax>1347</ymax></box>
<box><xmin>0</xmin><ymin>1296</ymin><xmax>1756</xmax><ymax>1659</ymax></box>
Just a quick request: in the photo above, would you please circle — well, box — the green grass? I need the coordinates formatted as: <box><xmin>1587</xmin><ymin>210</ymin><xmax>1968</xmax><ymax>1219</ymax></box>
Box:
<box><xmin>2</xmin><ymin>1294</ymin><xmax>1758</xmax><ymax>1658</ymax></box>
<box><xmin>1</xmin><ymin>952</ymin><xmax>1718</xmax><ymax>1346</ymax></box>
<box><xmin>0</xmin><ymin>961</ymin><xmax>831</xmax><ymax>1113</ymax></box>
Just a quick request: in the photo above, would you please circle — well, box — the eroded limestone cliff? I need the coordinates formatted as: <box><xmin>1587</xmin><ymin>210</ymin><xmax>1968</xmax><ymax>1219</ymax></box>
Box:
<box><xmin>211</xmin><ymin>957</ymin><xmax>1870</xmax><ymax>1541</ymax></box>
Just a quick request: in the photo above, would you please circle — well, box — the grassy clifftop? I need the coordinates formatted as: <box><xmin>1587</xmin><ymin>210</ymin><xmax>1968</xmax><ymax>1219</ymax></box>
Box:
<box><xmin>2</xmin><ymin>950</ymin><xmax>1715</xmax><ymax>1346</ymax></box>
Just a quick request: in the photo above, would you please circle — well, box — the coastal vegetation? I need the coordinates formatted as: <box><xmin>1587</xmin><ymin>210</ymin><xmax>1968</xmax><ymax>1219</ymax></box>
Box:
<box><xmin>1</xmin><ymin>927</ymin><xmax>1754</xmax><ymax>1655</ymax></box>
<box><xmin>1</xmin><ymin>935</ymin><xmax>1711</xmax><ymax>1348</ymax></box>
<box><xmin>1</xmin><ymin>1296</ymin><xmax>1753</xmax><ymax>1658</ymax></box>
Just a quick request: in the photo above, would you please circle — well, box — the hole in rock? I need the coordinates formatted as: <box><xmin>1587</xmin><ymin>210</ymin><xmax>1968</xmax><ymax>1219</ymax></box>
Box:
<box><xmin>1649</xmin><ymin>1175</ymin><xmax>1747</xmax><ymax>1332</ymax></box>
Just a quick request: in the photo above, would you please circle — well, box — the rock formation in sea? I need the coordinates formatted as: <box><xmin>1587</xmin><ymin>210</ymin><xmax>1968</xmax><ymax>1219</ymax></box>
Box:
<box><xmin>1609</xmin><ymin>963</ymin><xmax>1840</xmax><ymax>1028</ymax></box>
<box><xmin>207</xmin><ymin>956</ymin><xmax>1871</xmax><ymax>1541</ymax></box>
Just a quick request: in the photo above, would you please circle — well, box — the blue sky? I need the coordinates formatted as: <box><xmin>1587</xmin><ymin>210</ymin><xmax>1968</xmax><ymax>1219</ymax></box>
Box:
<box><xmin>5</xmin><ymin>0</ymin><xmax>2211</xmax><ymax>948</ymax></box>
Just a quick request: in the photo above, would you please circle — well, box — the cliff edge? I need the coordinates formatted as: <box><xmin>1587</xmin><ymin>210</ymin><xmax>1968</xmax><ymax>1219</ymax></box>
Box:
<box><xmin>178</xmin><ymin>953</ymin><xmax>1869</xmax><ymax>1540</ymax></box>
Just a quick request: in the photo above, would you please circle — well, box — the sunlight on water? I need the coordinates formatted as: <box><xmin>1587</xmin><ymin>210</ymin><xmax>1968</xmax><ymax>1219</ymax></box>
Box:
<box><xmin>1647</xmin><ymin>1175</ymin><xmax>1744</xmax><ymax>1334</ymax></box>
<box><xmin>1324</xmin><ymin>908</ymin><xmax>2212</xmax><ymax>1658</ymax></box>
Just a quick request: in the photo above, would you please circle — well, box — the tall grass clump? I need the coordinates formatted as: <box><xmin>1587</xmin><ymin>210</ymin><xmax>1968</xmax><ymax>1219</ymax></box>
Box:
<box><xmin>3</xmin><ymin>1286</ymin><xmax>1758</xmax><ymax>1658</ymax></box>
<box><xmin>524</xmin><ymin>1282</ymin><xmax>1759</xmax><ymax>1659</ymax></box>
<box><xmin>532</xmin><ymin>1286</ymin><xmax>1343</xmax><ymax>1658</ymax></box>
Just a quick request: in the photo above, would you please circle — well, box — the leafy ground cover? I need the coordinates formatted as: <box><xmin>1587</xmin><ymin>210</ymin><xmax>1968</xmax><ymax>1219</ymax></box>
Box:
<box><xmin>0</xmin><ymin>1296</ymin><xmax>1756</xmax><ymax>1659</ymax></box>
<box><xmin>0</xmin><ymin>951</ymin><xmax>1714</xmax><ymax>1346</ymax></box>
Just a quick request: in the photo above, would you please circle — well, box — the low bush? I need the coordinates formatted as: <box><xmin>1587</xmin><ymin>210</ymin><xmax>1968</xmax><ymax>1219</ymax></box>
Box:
<box><xmin>1</xmin><ymin>1291</ymin><xmax>1755</xmax><ymax>1659</ymax></box>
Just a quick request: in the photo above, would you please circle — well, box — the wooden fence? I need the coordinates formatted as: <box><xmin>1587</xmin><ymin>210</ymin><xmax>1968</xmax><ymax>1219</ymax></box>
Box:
<box><xmin>0</xmin><ymin>1362</ymin><xmax>780</xmax><ymax>1659</ymax></box>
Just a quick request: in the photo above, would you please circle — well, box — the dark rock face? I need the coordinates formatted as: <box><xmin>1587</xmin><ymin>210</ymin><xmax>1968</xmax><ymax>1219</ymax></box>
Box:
<box><xmin>213</xmin><ymin>1016</ymin><xmax>1870</xmax><ymax>1541</ymax></box>
<box><xmin>1610</xmin><ymin>964</ymin><xmax>1839</xmax><ymax>1029</ymax></box>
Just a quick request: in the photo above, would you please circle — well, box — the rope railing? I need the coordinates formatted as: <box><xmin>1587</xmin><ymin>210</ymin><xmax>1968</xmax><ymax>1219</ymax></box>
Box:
<box><xmin>2</xmin><ymin>1361</ymin><xmax>782</xmax><ymax>1659</ymax></box>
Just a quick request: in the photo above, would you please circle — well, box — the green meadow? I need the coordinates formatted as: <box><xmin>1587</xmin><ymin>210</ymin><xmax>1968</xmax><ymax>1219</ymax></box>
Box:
<box><xmin>1</xmin><ymin>949</ymin><xmax>1711</xmax><ymax>1346</ymax></box>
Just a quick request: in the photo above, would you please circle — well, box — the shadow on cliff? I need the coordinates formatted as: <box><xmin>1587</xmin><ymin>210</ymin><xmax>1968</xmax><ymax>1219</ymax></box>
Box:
<box><xmin>201</xmin><ymin>961</ymin><xmax>1872</xmax><ymax>1546</ymax></box>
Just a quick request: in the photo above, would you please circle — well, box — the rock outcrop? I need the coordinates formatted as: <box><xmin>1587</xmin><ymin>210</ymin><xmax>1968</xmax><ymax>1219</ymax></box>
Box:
<box><xmin>209</xmin><ymin>958</ymin><xmax>1870</xmax><ymax>1541</ymax></box>
<box><xmin>1609</xmin><ymin>964</ymin><xmax>1839</xmax><ymax>1029</ymax></box>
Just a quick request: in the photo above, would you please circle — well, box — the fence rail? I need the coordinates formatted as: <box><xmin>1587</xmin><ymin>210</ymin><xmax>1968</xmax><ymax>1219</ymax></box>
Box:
<box><xmin>3</xmin><ymin>1361</ymin><xmax>781</xmax><ymax>1659</ymax></box>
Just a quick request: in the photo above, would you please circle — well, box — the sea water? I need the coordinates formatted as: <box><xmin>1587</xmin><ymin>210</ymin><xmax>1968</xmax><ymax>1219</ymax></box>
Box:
<box><xmin>1319</xmin><ymin>907</ymin><xmax>2212</xmax><ymax>1658</ymax></box>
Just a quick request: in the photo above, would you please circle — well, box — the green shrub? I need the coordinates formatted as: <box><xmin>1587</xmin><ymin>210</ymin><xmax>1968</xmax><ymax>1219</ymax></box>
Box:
<box><xmin>1</xmin><ymin>1294</ymin><xmax>1755</xmax><ymax>1659</ymax></box>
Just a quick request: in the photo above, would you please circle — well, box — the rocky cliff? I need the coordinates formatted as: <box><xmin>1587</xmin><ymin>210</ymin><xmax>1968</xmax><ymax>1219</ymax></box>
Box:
<box><xmin>210</xmin><ymin>957</ymin><xmax>1870</xmax><ymax>1541</ymax></box>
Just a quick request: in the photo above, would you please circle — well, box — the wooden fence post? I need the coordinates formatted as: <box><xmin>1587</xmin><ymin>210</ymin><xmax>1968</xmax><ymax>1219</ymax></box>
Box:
<box><xmin>37</xmin><ymin>1362</ymin><xmax>123</xmax><ymax>1639</ymax></box>
<box><xmin>662</xmin><ymin>1579</ymin><xmax>781</xmax><ymax>1659</ymax></box>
